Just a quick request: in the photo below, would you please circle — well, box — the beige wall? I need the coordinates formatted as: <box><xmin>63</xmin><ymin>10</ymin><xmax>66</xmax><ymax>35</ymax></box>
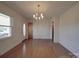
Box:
<box><xmin>59</xmin><ymin>2</ymin><xmax>79</xmax><ymax>57</ymax></box>
<box><xmin>0</xmin><ymin>3</ymin><xmax>27</xmax><ymax>55</ymax></box>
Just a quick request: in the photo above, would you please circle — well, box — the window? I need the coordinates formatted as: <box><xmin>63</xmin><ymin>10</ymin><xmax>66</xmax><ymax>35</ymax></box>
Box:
<box><xmin>23</xmin><ymin>24</ymin><xmax>26</xmax><ymax>37</ymax></box>
<box><xmin>0</xmin><ymin>13</ymin><xmax>11</xmax><ymax>39</ymax></box>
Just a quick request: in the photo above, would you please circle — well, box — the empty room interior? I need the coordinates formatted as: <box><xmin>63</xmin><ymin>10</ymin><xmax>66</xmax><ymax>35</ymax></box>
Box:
<box><xmin>0</xmin><ymin>1</ymin><xmax>79</xmax><ymax>58</ymax></box>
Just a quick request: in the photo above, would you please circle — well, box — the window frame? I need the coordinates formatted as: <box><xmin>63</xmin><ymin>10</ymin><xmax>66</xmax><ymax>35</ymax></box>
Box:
<box><xmin>23</xmin><ymin>23</ymin><xmax>26</xmax><ymax>37</ymax></box>
<box><xmin>0</xmin><ymin>13</ymin><xmax>12</xmax><ymax>39</ymax></box>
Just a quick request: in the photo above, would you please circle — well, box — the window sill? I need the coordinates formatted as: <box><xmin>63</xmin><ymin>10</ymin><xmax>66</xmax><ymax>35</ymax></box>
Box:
<box><xmin>0</xmin><ymin>35</ymin><xmax>11</xmax><ymax>40</ymax></box>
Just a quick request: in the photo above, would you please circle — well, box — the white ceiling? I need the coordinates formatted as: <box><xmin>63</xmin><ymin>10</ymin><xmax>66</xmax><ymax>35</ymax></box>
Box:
<box><xmin>3</xmin><ymin>1</ymin><xmax>78</xmax><ymax>20</ymax></box>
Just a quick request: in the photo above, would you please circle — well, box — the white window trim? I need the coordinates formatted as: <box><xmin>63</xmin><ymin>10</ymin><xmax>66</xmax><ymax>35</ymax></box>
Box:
<box><xmin>23</xmin><ymin>23</ymin><xmax>26</xmax><ymax>37</ymax></box>
<box><xmin>0</xmin><ymin>13</ymin><xmax>12</xmax><ymax>39</ymax></box>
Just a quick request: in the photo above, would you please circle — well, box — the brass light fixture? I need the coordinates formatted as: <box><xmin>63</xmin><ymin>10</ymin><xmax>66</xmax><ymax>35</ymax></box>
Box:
<box><xmin>33</xmin><ymin>4</ymin><xmax>44</xmax><ymax>20</ymax></box>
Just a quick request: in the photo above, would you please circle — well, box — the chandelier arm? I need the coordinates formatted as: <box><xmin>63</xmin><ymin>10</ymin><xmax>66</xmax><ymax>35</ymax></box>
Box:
<box><xmin>33</xmin><ymin>4</ymin><xmax>44</xmax><ymax>20</ymax></box>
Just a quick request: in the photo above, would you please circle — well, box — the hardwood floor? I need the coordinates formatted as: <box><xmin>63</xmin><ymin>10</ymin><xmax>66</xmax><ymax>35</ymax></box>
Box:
<box><xmin>0</xmin><ymin>39</ymin><xmax>76</xmax><ymax>58</ymax></box>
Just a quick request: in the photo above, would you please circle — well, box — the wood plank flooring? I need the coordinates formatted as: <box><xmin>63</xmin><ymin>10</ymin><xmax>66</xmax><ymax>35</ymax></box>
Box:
<box><xmin>0</xmin><ymin>39</ymin><xmax>76</xmax><ymax>58</ymax></box>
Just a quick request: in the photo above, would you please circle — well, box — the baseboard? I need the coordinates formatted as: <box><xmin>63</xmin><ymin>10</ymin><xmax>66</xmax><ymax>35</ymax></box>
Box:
<box><xmin>33</xmin><ymin>38</ymin><xmax>52</xmax><ymax>40</ymax></box>
<box><xmin>22</xmin><ymin>39</ymin><xmax>27</xmax><ymax>42</ymax></box>
<box><xmin>59</xmin><ymin>42</ymin><xmax>77</xmax><ymax>58</ymax></box>
<box><xmin>0</xmin><ymin>39</ymin><xmax>27</xmax><ymax>58</ymax></box>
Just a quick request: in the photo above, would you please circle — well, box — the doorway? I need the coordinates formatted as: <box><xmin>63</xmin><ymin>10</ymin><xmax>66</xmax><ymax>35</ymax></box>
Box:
<box><xmin>28</xmin><ymin>22</ymin><xmax>33</xmax><ymax>40</ymax></box>
<box><xmin>52</xmin><ymin>22</ymin><xmax>54</xmax><ymax>42</ymax></box>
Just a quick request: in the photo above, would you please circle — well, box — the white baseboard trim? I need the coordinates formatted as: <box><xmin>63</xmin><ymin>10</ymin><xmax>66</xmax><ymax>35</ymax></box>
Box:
<box><xmin>33</xmin><ymin>38</ymin><xmax>52</xmax><ymax>40</ymax></box>
<box><xmin>59</xmin><ymin>42</ymin><xmax>78</xmax><ymax>58</ymax></box>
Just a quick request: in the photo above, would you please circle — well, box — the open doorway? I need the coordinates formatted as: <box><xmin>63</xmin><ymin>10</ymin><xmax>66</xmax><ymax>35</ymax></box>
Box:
<box><xmin>28</xmin><ymin>22</ymin><xmax>33</xmax><ymax>40</ymax></box>
<box><xmin>52</xmin><ymin>21</ymin><xmax>54</xmax><ymax>42</ymax></box>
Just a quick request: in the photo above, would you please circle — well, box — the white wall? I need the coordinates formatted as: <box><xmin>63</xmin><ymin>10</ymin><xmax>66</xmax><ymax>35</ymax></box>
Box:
<box><xmin>0</xmin><ymin>3</ymin><xmax>27</xmax><ymax>55</ymax></box>
<box><xmin>33</xmin><ymin>17</ymin><xmax>60</xmax><ymax>42</ymax></box>
<box><xmin>54</xmin><ymin>17</ymin><xmax>60</xmax><ymax>43</ymax></box>
<box><xmin>59</xmin><ymin>3</ymin><xmax>79</xmax><ymax>57</ymax></box>
<box><xmin>33</xmin><ymin>19</ymin><xmax>52</xmax><ymax>39</ymax></box>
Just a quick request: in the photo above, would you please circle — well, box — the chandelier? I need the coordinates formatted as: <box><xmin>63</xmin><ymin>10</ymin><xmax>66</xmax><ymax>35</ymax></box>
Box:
<box><xmin>33</xmin><ymin>4</ymin><xmax>44</xmax><ymax>20</ymax></box>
